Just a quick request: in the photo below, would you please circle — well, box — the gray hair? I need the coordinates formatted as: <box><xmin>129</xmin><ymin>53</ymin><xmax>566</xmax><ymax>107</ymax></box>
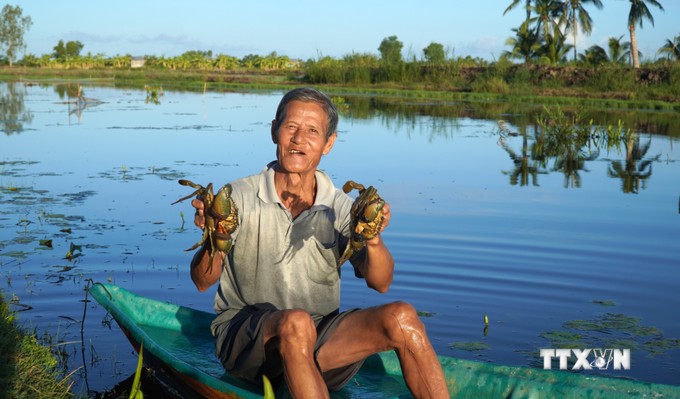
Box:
<box><xmin>272</xmin><ymin>87</ymin><xmax>338</xmax><ymax>139</ymax></box>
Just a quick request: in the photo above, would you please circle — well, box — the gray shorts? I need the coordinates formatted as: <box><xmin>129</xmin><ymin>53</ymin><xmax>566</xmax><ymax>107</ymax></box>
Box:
<box><xmin>213</xmin><ymin>306</ymin><xmax>365</xmax><ymax>391</ymax></box>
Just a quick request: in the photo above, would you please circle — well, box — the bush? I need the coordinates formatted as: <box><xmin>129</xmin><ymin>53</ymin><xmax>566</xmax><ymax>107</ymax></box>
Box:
<box><xmin>471</xmin><ymin>76</ymin><xmax>510</xmax><ymax>94</ymax></box>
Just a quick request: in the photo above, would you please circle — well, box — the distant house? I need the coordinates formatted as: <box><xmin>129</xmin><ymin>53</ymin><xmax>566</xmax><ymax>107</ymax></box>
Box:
<box><xmin>131</xmin><ymin>57</ymin><xmax>145</xmax><ymax>68</ymax></box>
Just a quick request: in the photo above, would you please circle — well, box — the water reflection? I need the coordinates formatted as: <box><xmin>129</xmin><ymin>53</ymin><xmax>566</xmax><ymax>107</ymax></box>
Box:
<box><xmin>498</xmin><ymin>120</ymin><xmax>603</xmax><ymax>189</ymax></box>
<box><xmin>607</xmin><ymin>136</ymin><xmax>658</xmax><ymax>194</ymax></box>
<box><xmin>498</xmin><ymin>131</ymin><xmax>547</xmax><ymax>187</ymax></box>
<box><xmin>0</xmin><ymin>82</ymin><xmax>33</xmax><ymax>134</ymax></box>
<box><xmin>57</xmin><ymin>85</ymin><xmax>105</xmax><ymax>123</ymax></box>
<box><xmin>339</xmin><ymin>94</ymin><xmax>680</xmax><ymax>138</ymax></box>
<box><xmin>498</xmin><ymin>122</ymin><xmax>663</xmax><ymax>192</ymax></box>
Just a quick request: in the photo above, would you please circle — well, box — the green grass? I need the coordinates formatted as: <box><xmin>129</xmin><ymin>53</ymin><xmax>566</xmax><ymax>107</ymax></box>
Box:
<box><xmin>0</xmin><ymin>291</ymin><xmax>74</xmax><ymax>399</ymax></box>
<box><xmin>2</xmin><ymin>64</ymin><xmax>678</xmax><ymax>112</ymax></box>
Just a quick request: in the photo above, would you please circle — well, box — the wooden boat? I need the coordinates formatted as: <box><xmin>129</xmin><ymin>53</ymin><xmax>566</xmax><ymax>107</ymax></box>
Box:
<box><xmin>88</xmin><ymin>283</ymin><xmax>680</xmax><ymax>398</ymax></box>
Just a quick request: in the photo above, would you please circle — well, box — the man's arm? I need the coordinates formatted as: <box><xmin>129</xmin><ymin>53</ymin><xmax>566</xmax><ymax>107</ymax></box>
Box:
<box><xmin>189</xmin><ymin>197</ymin><xmax>225</xmax><ymax>292</ymax></box>
<box><xmin>354</xmin><ymin>203</ymin><xmax>394</xmax><ymax>293</ymax></box>
<box><xmin>190</xmin><ymin>243</ymin><xmax>224</xmax><ymax>292</ymax></box>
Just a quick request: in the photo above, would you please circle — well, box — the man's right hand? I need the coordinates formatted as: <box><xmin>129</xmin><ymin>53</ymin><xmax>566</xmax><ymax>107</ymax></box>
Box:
<box><xmin>191</xmin><ymin>198</ymin><xmax>206</xmax><ymax>230</ymax></box>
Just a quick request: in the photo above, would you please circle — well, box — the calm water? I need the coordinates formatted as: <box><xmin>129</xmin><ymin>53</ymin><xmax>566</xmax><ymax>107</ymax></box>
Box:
<box><xmin>1</xmin><ymin>82</ymin><xmax>679</xmax><ymax>395</ymax></box>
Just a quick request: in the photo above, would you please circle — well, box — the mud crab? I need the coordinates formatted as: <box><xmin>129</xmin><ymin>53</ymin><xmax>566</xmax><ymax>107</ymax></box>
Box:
<box><xmin>172</xmin><ymin>179</ymin><xmax>238</xmax><ymax>273</ymax></box>
<box><xmin>338</xmin><ymin>180</ymin><xmax>385</xmax><ymax>267</ymax></box>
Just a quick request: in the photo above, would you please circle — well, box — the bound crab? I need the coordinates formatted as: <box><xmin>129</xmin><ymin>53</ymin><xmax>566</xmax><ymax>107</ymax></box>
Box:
<box><xmin>338</xmin><ymin>180</ymin><xmax>385</xmax><ymax>267</ymax></box>
<box><xmin>172</xmin><ymin>179</ymin><xmax>238</xmax><ymax>273</ymax></box>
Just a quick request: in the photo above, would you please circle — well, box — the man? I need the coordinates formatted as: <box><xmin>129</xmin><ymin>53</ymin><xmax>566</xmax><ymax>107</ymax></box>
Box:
<box><xmin>190</xmin><ymin>88</ymin><xmax>449</xmax><ymax>398</ymax></box>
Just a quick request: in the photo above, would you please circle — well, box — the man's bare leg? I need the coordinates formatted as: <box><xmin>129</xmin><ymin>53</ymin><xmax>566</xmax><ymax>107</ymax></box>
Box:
<box><xmin>316</xmin><ymin>301</ymin><xmax>449</xmax><ymax>398</ymax></box>
<box><xmin>263</xmin><ymin>309</ymin><xmax>329</xmax><ymax>399</ymax></box>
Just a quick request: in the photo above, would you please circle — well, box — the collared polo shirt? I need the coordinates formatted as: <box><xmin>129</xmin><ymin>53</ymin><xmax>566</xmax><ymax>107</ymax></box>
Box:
<box><xmin>213</xmin><ymin>162</ymin><xmax>361</xmax><ymax>321</ymax></box>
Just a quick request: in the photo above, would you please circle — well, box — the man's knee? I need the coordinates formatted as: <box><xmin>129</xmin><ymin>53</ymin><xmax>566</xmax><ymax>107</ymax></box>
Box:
<box><xmin>276</xmin><ymin>309</ymin><xmax>317</xmax><ymax>346</ymax></box>
<box><xmin>381</xmin><ymin>301</ymin><xmax>429</xmax><ymax>348</ymax></box>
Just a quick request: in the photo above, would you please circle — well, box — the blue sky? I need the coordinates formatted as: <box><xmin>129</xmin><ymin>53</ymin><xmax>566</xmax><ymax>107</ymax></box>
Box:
<box><xmin>15</xmin><ymin>1</ymin><xmax>679</xmax><ymax>62</ymax></box>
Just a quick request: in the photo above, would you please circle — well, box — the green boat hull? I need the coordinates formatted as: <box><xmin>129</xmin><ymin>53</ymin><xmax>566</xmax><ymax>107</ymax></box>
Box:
<box><xmin>88</xmin><ymin>283</ymin><xmax>680</xmax><ymax>398</ymax></box>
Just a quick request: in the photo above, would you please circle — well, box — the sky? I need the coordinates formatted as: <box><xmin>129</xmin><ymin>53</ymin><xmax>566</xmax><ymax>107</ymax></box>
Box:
<box><xmin>13</xmin><ymin>0</ymin><xmax>680</xmax><ymax>62</ymax></box>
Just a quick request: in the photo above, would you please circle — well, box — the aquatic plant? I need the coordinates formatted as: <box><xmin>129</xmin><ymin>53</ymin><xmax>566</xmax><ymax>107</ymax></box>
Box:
<box><xmin>449</xmin><ymin>341</ymin><xmax>491</xmax><ymax>351</ymax></box>
<box><xmin>143</xmin><ymin>85</ymin><xmax>163</xmax><ymax>105</ymax></box>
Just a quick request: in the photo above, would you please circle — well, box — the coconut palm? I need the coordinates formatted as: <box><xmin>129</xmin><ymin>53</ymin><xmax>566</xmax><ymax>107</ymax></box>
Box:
<box><xmin>558</xmin><ymin>0</ymin><xmax>604</xmax><ymax>61</ymax></box>
<box><xmin>503</xmin><ymin>20</ymin><xmax>541</xmax><ymax>63</ymax></box>
<box><xmin>504</xmin><ymin>0</ymin><xmax>562</xmax><ymax>44</ymax></box>
<box><xmin>657</xmin><ymin>35</ymin><xmax>680</xmax><ymax>61</ymax></box>
<box><xmin>533</xmin><ymin>0</ymin><xmax>563</xmax><ymax>42</ymax></box>
<box><xmin>538</xmin><ymin>25</ymin><xmax>573</xmax><ymax>65</ymax></box>
<box><xmin>580</xmin><ymin>44</ymin><xmax>609</xmax><ymax>65</ymax></box>
<box><xmin>626</xmin><ymin>0</ymin><xmax>664</xmax><ymax>68</ymax></box>
<box><xmin>504</xmin><ymin>0</ymin><xmax>533</xmax><ymax>23</ymax></box>
<box><xmin>607</xmin><ymin>35</ymin><xmax>631</xmax><ymax>64</ymax></box>
<box><xmin>580</xmin><ymin>36</ymin><xmax>631</xmax><ymax>66</ymax></box>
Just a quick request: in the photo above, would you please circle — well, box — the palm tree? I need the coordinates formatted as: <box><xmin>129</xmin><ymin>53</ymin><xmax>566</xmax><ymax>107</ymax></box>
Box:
<box><xmin>581</xmin><ymin>36</ymin><xmax>631</xmax><ymax>66</ymax></box>
<box><xmin>504</xmin><ymin>20</ymin><xmax>541</xmax><ymax>63</ymax></box>
<box><xmin>607</xmin><ymin>35</ymin><xmax>631</xmax><ymax>64</ymax></box>
<box><xmin>626</xmin><ymin>0</ymin><xmax>664</xmax><ymax>68</ymax></box>
<box><xmin>538</xmin><ymin>25</ymin><xmax>573</xmax><ymax>65</ymax></box>
<box><xmin>533</xmin><ymin>0</ymin><xmax>563</xmax><ymax>42</ymax></box>
<box><xmin>504</xmin><ymin>0</ymin><xmax>533</xmax><ymax>23</ymax></box>
<box><xmin>657</xmin><ymin>35</ymin><xmax>680</xmax><ymax>61</ymax></box>
<box><xmin>558</xmin><ymin>0</ymin><xmax>604</xmax><ymax>61</ymax></box>
<box><xmin>580</xmin><ymin>44</ymin><xmax>609</xmax><ymax>65</ymax></box>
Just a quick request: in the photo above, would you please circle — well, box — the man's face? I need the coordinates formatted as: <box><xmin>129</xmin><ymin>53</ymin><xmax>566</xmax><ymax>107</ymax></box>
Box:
<box><xmin>272</xmin><ymin>100</ymin><xmax>336</xmax><ymax>175</ymax></box>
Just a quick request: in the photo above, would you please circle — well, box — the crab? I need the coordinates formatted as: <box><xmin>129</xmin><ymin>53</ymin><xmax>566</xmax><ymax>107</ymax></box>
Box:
<box><xmin>172</xmin><ymin>179</ymin><xmax>238</xmax><ymax>273</ymax></box>
<box><xmin>337</xmin><ymin>180</ymin><xmax>385</xmax><ymax>267</ymax></box>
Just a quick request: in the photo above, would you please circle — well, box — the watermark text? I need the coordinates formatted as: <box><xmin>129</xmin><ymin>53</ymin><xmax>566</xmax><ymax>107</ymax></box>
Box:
<box><xmin>540</xmin><ymin>349</ymin><xmax>630</xmax><ymax>370</ymax></box>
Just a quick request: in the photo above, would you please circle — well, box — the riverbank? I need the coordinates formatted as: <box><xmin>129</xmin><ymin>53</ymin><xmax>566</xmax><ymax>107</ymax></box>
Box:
<box><xmin>1</xmin><ymin>65</ymin><xmax>678</xmax><ymax>112</ymax></box>
<box><xmin>0</xmin><ymin>291</ymin><xmax>73</xmax><ymax>399</ymax></box>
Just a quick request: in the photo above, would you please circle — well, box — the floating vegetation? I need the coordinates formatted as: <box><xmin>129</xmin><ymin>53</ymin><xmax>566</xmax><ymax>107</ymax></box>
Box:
<box><xmin>95</xmin><ymin>165</ymin><xmax>184</xmax><ymax>182</ymax></box>
<box><xmin>16</xmin><ymin>219</ymin><xmax>32</xmax><ymax>227</ymax></box>
<box><xmin>449</xmin><ymin>341</ymin><xmax>491</xmax><ymax>352</ymax></box>
<box><xmin>540</xmin><ymin>312</ymin><xmax>679</xmax><ymax>358</ymax></box>
<box><xmin>62</xmin><ymin>190</ymin><xmax>97</xmax><ymax>204</ymax></box>
<box><xmin>540</xmin><ymin>331</ymin><xmax>586</xmax><ymax>349</ymax></box>
<box><xmin>64</xmin><ymin>242</ymin><xmax>83</xmax><ymax>260</ymax></box>
<box><xmin>39</xmin><ymin>239</ymin><xmax>53</xmax><ymax>248</ymax></box>
<box><xmin>592</xmin><ymin>299</ymin><xmax>616</xmax><ymax>307</ymax></box>
<box><xmin>0</xmin><ymin>250</ymin><xmax>30</xmax><ymax>259</ymax></box>
<box><xmin>417</xmin><ymin>310</ymin><xmax>436</xmax><ymax>318</ymax></box>
<box><xmin>52</xmin><ymin>265</ymin><xmax>74</xmax><ymax>273</ymax></box>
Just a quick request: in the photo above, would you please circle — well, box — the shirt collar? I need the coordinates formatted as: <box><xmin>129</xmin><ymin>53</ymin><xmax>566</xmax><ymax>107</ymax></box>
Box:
<box><xmin>258</xmin><ymin>161</ymin><xmax>335</xmax><ymax>209</ymax></box>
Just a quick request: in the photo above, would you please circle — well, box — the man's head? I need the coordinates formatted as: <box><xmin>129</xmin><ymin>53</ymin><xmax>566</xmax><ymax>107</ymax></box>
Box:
<box><xmin>271</xmin><ymin>87</ymin><xmax>338</xmax><ymax>142</ymax></box>
<box><xmin>270</xmin><ymin>88</ymin><xmax>338</xmax><ymax>176</ymax></box>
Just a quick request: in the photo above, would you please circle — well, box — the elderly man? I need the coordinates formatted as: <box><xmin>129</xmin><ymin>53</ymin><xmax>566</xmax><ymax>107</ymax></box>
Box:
<box><xmin>190</xmin><ymin>87</ymin><xmax>449</xmax><ymax>398</ymax></box>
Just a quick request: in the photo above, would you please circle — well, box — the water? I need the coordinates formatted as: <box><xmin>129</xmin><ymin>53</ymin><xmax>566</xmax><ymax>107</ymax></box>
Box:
<box><xmin>1</xmin><ymin>82</ymin><xmax>679</xmax><ymax>395</ymax></box>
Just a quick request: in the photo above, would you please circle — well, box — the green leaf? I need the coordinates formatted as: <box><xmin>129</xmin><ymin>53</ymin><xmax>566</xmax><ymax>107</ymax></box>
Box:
<box><xmin>262</xmin><ymin>374</ymin><xmax>275</xmax><ymax>399</ymax></box>
<box><xmin>129</xmin><ymin>342</ymin><xmax>144</xmax><ymax>399</ymax></box>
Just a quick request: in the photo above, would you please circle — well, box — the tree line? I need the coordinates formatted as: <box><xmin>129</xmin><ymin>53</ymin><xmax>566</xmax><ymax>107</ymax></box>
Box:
<box><xmin>1</xmin><ymin>2</ymin><xmax>678</xmax><ymax>73</ymax></box>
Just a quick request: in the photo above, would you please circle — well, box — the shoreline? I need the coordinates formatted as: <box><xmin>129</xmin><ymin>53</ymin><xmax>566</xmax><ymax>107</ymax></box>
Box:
<box><xmin>1</xmin><ymin>66</ymin><xmax>678</xmax><ymax>112</ymax></box>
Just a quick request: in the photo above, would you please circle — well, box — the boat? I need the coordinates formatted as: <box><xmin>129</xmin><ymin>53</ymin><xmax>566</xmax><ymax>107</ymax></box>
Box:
<box><xmin>88</xmin><ymin>283</ymin><xmax>680</xmax><ymax>398</ymax></box>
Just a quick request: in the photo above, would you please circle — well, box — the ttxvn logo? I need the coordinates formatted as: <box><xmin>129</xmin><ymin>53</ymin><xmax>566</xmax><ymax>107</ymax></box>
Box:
<box><xmin>540</xmin><ymin>349</ymin><xmax>631</xmax><ymax>370</ymax></box>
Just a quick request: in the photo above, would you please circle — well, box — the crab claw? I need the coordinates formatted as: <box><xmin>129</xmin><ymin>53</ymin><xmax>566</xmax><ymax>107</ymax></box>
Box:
<box><xmin>342</xmin><ymin>180</ymin><xmax>365</xmax><ymax>194</ymax></box>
